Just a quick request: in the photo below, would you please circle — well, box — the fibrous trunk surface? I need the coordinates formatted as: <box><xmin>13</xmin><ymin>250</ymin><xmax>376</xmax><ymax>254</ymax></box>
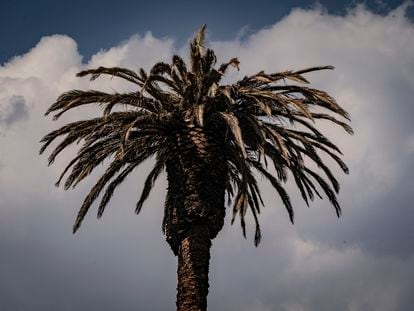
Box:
<box><xmin>176</xmin><ymin>225</ymin><xmax>211</xmax><ymax>311</ymax></box>
<box><xmin>165</xmin><ymin>124</ymin><xmax>227</xmax><ymax>311</ymax></box>
<box><xmin>164</xmin><ymin>124</ymin><xmax>227</xmax><ymax>254</ymax></box>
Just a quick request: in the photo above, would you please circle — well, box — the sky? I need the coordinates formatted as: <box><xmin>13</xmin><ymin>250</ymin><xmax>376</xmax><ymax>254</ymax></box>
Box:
<box><xmin>1</xmin><ymin>1</ymin><xmax>414</xmax><ymax>310</ymax></box>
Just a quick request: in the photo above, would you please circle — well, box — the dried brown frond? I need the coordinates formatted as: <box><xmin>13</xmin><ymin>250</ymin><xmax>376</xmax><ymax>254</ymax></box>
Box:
<box><xmin>41</xmin><ymin>25</ymin><xmax>352</xmax><ymax>245</ymax></box>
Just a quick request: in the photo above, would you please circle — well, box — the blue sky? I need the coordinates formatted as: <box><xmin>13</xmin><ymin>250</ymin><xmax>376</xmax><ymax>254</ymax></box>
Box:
<box><xmin>1</xmin><ymin>0</ymin><xmax>412</xmax><ymax>63</ymax></box>
<box><xmin>1</xmin><ymin>1</ymin><xmax>414</xmax><ymax>311</ymax></box>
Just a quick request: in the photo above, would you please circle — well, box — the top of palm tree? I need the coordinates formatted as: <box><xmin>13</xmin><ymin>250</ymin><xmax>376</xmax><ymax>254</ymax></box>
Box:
<box><xmin>40</xmin><ymin>25</ymin><xmax>352</xmax><ymax>245</ymax></box>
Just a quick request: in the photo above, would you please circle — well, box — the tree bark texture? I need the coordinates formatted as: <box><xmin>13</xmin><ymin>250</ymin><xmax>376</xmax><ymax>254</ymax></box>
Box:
<box><xmin>164</xmin><ymin>124</ymin><xmax>227</xmax><ymax>311</ymax></box>
<box><xmin>164</xmin><ymin>125</ymin><xmax>227</xmax><ymax>254</ymax></box>
<box><xmin>176</xmin><ymin>225</ymin><xmax>211</xmax><ymax>311</ymax></box>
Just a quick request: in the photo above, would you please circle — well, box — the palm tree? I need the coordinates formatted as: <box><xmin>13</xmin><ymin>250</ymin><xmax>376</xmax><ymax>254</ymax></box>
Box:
<box><xmin>40</xmin><ymin>25</ymin><xmax>352</xmax><ymax>311</ymax></box>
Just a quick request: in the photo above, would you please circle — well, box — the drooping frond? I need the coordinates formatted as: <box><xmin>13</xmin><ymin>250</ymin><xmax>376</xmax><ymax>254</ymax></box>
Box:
<box><xmin>41</xmin><ymin>25</ymin><xmax>352</xmax><ymax>245</ymax></box>
<box><xmin>45</xmin><ymin>90</ymin><xmax>159</xmax><ymax>119</ymax></box>
<box><xmin>73</xmin><ymin>159</ymin><xmax>125</xmax><ymax>232</ymax></box>
<box><xmin>135</xmin><ymin>156</ymin><xmax>166</xmax><ymax>214</ymax></box>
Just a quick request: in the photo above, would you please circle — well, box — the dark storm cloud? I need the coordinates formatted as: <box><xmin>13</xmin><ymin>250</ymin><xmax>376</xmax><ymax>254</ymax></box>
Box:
<box><xmin>0</xmin><ymin>195</ymin><xmax>177</xmax><ymax>311</ymax></box>
<box><xmin>299</xmin><ymin>156</ymin><xmax>414</xmax><ymax>259</ymax></box>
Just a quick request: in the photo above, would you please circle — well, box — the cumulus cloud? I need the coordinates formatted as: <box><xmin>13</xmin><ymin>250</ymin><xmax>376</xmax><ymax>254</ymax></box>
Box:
<box><xmin>0</xmin><ymin>3</ymin><xmax>413</xmax><ymax>311</ymax></box>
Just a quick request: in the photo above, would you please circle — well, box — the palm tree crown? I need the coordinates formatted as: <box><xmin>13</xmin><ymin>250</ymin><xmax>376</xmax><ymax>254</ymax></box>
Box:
<box><xmin>40</xmin><ymin>25</ymin><xmax>352</xmax><ymax>249</ymax></box>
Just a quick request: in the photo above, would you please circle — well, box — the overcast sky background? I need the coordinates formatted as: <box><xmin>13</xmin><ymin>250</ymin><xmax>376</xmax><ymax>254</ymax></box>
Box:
<box><xmin>1</xmin><ymin>1</ymin><xmax>414</xmax><ymax>310</ymax></box>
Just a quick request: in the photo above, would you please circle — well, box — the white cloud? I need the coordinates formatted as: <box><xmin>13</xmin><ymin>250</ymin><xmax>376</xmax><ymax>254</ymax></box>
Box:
<box><xmin>0</xmin><ymin>35</ymin><xmax>82</xmax><ymax>82</ymax></box>
<box><xmin>0</xmin><ymin>3</ymin><xmax>413</xmax><ymax>311</ymax></box>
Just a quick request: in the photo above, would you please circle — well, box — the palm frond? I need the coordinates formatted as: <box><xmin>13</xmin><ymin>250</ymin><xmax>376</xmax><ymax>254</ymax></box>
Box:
<box><xmin>251</xmin><ymin>160</ymin><xmax>294</xmax><ymax>223</ymax></box>
<box><xmin>41</xmin><ymin>25</ymin><xmax>352</xmax><ymax>247</ymax></box>
<box><xmin>219</xmin><ymin>112</ymin><xmax>247</xmax><ymax>158</ymax></box>
<box><xmin>136</xmin><ymin>157</ymin><xmax>166</xmax><ymax>214</ymax></box>
<box><xmin>73</xmin><ymin>160</ymin><xmax>125</xmax><ymax>232</ymax></box>
<box><xmin>77</xmin><ymin>66</ymin><xmax>144</xmax><ymax>86</ymax></box>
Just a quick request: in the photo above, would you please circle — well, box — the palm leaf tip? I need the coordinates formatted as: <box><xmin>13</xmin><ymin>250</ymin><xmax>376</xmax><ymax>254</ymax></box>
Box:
<box><xmin>295</xmin><ymin>65</ymin><xmax>335</xmax><ymax>75</ymax></box>
<box><xmin>135</xmin><ymin>159</ymin><xmax>165</xmax><ymax>214</ymax></box>
<box><xmin>191</xmin><ymin>24</ymin><xmax>207</xmax><ymax>55</ymax></box>
<box><xmin>254</xmin><ymin>226</ymin><xmax>262</xmax><ymax>247</ymax></box>
<box><xmin>196</xmin><ymin>24</ymin><xmax>207</xmax><ymax>45</ymax></box>
<box><xmin>229</xmin><ymin>58</ymin><xmax>240</xmax><ymax>71</ymax></box>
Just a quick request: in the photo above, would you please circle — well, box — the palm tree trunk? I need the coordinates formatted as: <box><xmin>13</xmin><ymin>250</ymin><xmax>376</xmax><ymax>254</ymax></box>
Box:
<box><xmin>164</xmin><ymin>128</ymin><xmax>227</xmax><ymax>311</ymax></box>
<box><xmin>176</xmin><ymin>225</ymin><xmax>211</xmax><ymax>311</ymax></box>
